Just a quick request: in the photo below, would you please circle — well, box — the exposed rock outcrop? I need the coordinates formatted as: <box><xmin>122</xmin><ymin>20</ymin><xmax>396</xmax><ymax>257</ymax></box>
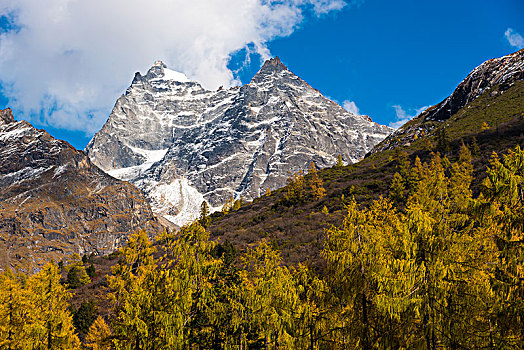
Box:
<box><xmin>0</xmin><ymin>108</ymin><xmax>14</xmax><ymax>126</ymax></box>
<box><xmin>0</xmin><ymin>109</ymin><xmax>163</xmax><ymax>270</ymax></box>
<box><xmin>373</xmin><ymin>49</ymin><xmax>524</xmax><ymax>153</ymax></box>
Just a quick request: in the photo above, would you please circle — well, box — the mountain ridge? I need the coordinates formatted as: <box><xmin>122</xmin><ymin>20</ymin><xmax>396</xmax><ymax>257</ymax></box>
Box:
<box><xmin>87</xmin><ymin>57</ymin><xmax>392</xmax><ymax>226</ymax></box>
<box><xmin>0</xmin><ymin>108</ymin><xmax>163</xmax><ymax>270</ymax></box>
<box><xmin>207</xmin><ymin>48</ymin><xmax>524</xmax><ymax>267</ymax></box>
<box><xmin>373</xmin><ymin>48</ymin><xmax>524</xmax><ymax>154</ymax></box>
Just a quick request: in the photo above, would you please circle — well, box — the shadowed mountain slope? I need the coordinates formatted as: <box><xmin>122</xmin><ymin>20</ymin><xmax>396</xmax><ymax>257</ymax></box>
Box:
<box><xmin>0</xmin><ymin>108</ymin><xmax>162</xmax><ymax>270</ymax></box>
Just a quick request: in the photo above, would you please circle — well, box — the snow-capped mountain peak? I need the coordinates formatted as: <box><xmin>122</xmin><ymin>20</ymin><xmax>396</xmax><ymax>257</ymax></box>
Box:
<box><xmin>148</xmin><ymin>60</ymin><xmax>191</xmax><ymax>83</ymax></box>
<box><xmin>87</xmin><ymin>58</ymin><xmax>392</xmax><ymax>226</ymax></box>
<box><xmin>131</xmin><ymin>60</ymin><xmax>193</xmax><ymax>86</ymax></box>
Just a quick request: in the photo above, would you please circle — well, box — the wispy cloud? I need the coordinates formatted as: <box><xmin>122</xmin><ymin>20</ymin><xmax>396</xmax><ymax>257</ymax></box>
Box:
<box><xmin>0</xmin><ymin>0</ymin><xmax>351</xmax><ymax>134</ymax></box>
<box><xmin>505</xmin><ymin>28</ymin><xmax>524</xmax><ymax>49</ymax></box>
<box><xmin>389</xmin><ymin>105</ymin><xmax>429</xmax><ymax>129</ymax></box>
<box><xmin>310</xmin><ymin>0</ymin><xmax>347</xmax><ymax>15</ymax></box>
<box><xmin>342</xmin><ymin>100</ymin><xmax>360</xmax><ymax>115</ymax></box>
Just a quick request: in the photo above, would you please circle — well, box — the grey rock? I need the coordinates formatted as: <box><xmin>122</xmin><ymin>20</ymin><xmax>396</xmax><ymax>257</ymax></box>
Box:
<box><xmin>87</xmin><ymin>57</ymin><xmax>393</xmax><ymax>225</ymax></box>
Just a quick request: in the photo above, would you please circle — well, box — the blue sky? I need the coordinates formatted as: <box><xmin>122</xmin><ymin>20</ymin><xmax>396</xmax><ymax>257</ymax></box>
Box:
<box><xmin>232</xmin><ymin>0</ymin><xmax>524</xmax><ymax>127</ymax></box>
<box><xmin>0</xmin><ymin>0</ymin><xmax>523</xmax><ymax>149</ymax></box>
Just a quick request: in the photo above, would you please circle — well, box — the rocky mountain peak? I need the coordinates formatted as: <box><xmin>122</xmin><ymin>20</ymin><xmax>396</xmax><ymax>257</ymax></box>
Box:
<box><xmin>144</xmin><ymin>60</ymin><xmax>168</xmax><ymax>80</ymax></box>
<box><xmin>142</xmin><ymin>60</ymin><xmax>191</xmax><ymax>83</ymax></box>
<box><xmin>87</xmin><ymin>57</ymin><xmax>392</xmax><ymax>226</ymax></box>
<box><xmin>0</xmin><ymin>108</ymin><xmax>14</xmax><ymax>126</ymax></box>
<box><xmin>251</xmin><ymin>56</ymin><xmax>290</xmax><ymax>84</ymax></box>
<box><xmin>263</xmin><ymin>56</ymin><xmax>287</xmax><ymax>70</ymax></box>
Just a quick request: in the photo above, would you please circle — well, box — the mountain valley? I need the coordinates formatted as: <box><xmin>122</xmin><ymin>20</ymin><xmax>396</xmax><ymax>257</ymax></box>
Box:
<box><xmin>0</xmin><ymin>46</ymin><xmax>523</xmax><ymax>348</ymax></box>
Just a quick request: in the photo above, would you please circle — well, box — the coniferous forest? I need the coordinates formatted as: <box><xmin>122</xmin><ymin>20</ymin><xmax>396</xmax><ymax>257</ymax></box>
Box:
<box><xmin>1</xmin><ymin>143</ymin><xmax>523</xmax><ymax>349</ymax></box>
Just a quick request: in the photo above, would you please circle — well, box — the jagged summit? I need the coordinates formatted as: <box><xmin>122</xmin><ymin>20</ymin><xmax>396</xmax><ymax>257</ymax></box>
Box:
<box><xmin>87</xmin><ymin>57</ymin><xmax>392</xmax><ymax>226</ymax></box>
<box><xmin>0</xmin><ymin>108</ymin><xmax>14</xmax><ymax>126</ymax></box>
<box><xmin>132</xmin><ymin>60</ymin><xmax>192</xmax><ymax>84</ymax></box>
<box><xmin>144</xmin><ymin>60</ymin><xmax>167</xmax><ymax>80</ymax></box>
<box><xmin>262</xmin><ymin>56</ymin><xmax>288</xmax><ymax>70</ymax></box>
<box><xmin>153</xmin><ymin>60</ymin><xmax>166</xmax><ymax>67</ymax></box>
<box><xmin>251</xmin><ymin>56</ymin><xmax>290</xmax><ymax>84</ymax></box>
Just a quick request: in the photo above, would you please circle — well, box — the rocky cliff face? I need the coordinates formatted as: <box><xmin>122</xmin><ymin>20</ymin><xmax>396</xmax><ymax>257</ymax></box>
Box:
<box><xmin>87</xmin><ymin>58</ymin><xmax>392</xmax><ymax>226</ymax></box>
<box><xmin>0</xmin><ymin>108</ymin><xmax>162</xmax><ymax>270</ymax></box>
<box><xmin>374</xmin><ymin>48</ymin><xmax>524</xmax><ymax>153</ymax></box>
<box><xmin>424</xmin><ymin>48</ymin><xmax>524</xmax><ymax>123</ymax></box>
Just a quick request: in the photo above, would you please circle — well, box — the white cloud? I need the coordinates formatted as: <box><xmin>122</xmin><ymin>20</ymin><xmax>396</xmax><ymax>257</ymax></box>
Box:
<box><xmin>505</xmin><ymin>28</ymin><xmax>524</xmax><ymax>49</ymax></box>
<box><xmin>389</xmin><ymin>105</ymin><xmax>429</xmax><ymax>129</ymax></box>
<box><xmin>342</xmin><ymin>100</ymin><xmax>360</xmax><ymax>115</ymax></box>
<box><xmin>0</xmin><ymin>0</ymin><xmax>349</xmax><ymax>135</ymax></box>
<box><xmin>310</xmin><ymin>0</ymin><xmax>347</xmax><ymax>15</ymax></box>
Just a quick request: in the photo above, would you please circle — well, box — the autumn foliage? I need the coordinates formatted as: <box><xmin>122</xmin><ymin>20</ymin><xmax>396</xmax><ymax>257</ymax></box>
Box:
<box><xmin>1</xmin><ymin>145</ymin><xmax>523</xmax><ymax>348</ymax></box>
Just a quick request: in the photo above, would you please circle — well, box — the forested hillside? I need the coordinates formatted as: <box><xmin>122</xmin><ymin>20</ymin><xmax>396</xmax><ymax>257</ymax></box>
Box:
<box><xmin>1</xmin><ymin>142</ymin><xmax>523</xmax><ymax>348</ymax></box>
<box><xmin>207</xmin><ymin>78</ymin><xmax>524</xmax><ymax>268</ymax></box>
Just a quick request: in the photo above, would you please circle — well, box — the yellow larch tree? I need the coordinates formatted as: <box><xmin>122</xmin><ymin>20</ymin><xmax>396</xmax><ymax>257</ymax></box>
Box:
<box><xmin>240</xmin><ymin>240</ymin><xmax>298</xmax><ymax>348</ymax></box>
<box><xmin>0</xmin><ymin>270</ymin><xmax>31</xmax><ymax>348</ymax></box>
<box><xmin>307</xmin><ymin>161</ymin><xmax>326</xmax><ymax>200</ymax></box>
<box><xmin>27</xmin><ymin>263</ymin><xmax>81</xmax><ymax>349</ymax></box>
<box><xmin>85</xmin><ymin>316</ymin><xmax>112</xmax><ymax>350</ymax></box>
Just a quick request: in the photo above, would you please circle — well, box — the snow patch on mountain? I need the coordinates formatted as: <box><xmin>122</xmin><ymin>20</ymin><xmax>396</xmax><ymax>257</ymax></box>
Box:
<box><xmin>107</xmin><ymin>148</ymin><xmax>167</xmax><ymax>181</ymax></box>
<box><xmin>154</xmin><ymin>67</ymin><xmax>191</xmax><ymax>83</ymax></box>
<box><xmin>144</xmin><ymin>178</ymin><xmax>219</xmax><ymax>227</ymax></box>
<box><xmin>0</xmin><ymin>125</ymin><xmax>34</xmax><ymax>142</ymax></box>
